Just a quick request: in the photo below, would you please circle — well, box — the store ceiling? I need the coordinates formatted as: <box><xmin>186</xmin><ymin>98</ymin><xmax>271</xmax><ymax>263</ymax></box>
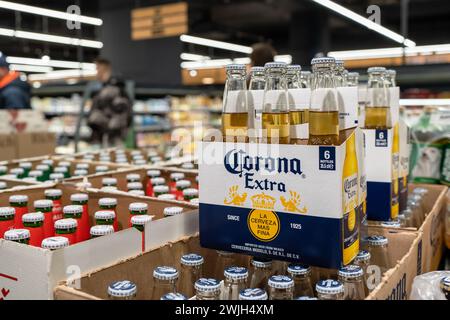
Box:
<box><xmin>0</xmin><ymin>0</ymin><xmax>449</xmax><ymax>65</ymax></box>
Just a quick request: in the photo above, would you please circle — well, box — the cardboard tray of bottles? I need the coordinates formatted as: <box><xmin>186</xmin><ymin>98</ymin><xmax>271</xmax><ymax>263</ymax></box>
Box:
<box><xmin>197</xmin><ymin>127</ymin><xmax>365</xmax><ymax>269</ymax></box>
<box><xmin>65</xmin><ymin>166</ymin><xmax>198</xmax><ymax>192</ymax></box>
<box><xmin>0</xmin><ymin>183</ymin><xmax>198</xmax><ymax>300</ymax></box>
<box><xmin>369</xmin><ymin>183</ymin><xmax>448</xmax><ymax>274</ymax></box>
<box><xmin>52</xmin><ymin>219</ymin><xmax>422</xmax><ymax>300</ymax></box>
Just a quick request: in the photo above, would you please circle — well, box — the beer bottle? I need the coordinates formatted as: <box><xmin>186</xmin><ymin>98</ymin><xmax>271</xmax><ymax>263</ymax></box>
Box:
<box><xmin>195</xmin><ymin>278</ymin><xmax>221</xmax><ymax>300</ymax></box>
<box><xmin>440</xmin><ymin>276</ymin><xmax>450</xmax><ymax>300</ymax></box>
<box><xmin>267</xmin><ymin>275</ymin><xmax>294</xmax><ymax>300</ymax></box>
<box><xmin>299</xmin><ymin>71</ymin><xmax>312</xmax><ymax>88</ymax></box>
<box><xmin>214</xmin><ymin>250</ymin><xmax>236</xmax><ymax>280</ymax></box>
<box><xmin>127</xmin><ymin>182</ymin><xmax>144</xmax><ymax>192</ymax></box>
<box><xmin>34</xmin><ymin>199</ymin><xmax>54</xmax><ymax>238</ymax></box>
<box><xmin>70</xmin><ymin>194</ymin><xmax>90</xmax><ymax>241</ymax></box>
<box><xmin>398</xmin><ymin>208</ymin><xmax>414</xmax><ymax>227</ymax></box>
<box><xmin>58</xmin><ymin>161</ymin><xmax>72</xmax><ymax>177</ymax></box>
<box><xmin>54</xmin><ymin>218</ymin><xmax>77</xmax><ymax>244</ymax></box>
<box><xmin>41</xmin><ymin>236</ymin><xmax>69</xmax><ymax>250</ymax></box>
<box><xmin>287</xmin><ymin>264</ymin><xmax>314</xmax><ymax>298</ymax></box>
<box><xmin>222</xmin><ymin>64</ymin><xmax>248</xmax><ymax>143</ymax></box>
<box><xmin>0</xmin><ymin>165</ymin><xmax>7</xmax><ymax>176</ymax></box>
<box><xmin>346</xmin><ymin>72</ymin><xmax>359</xmax><ymax>87</ymax></box>
<box><xmin>131</xmin><ymin>214</ymin><xmax>152</xmax><ymax>251</ymax></box>
<box><xmin>146</xmin><ymin>170</ymin><xmax>162</xmax><ymax>196</ymax></box>
<box><xmin>90</xmin><ymin>225</ymin><xmax>114</xmax><ymax>238</ymax></box>
<box><xmin>22</xmin><ymin>212</ymin><xmax>45</xmax><ymax>247</ymax></box>
<box><xmin>94</xmin><ymin>210</ymin><xmax>116</xmax><ymax>227</ymax></box>
<box><xmin>0</xmin><ymin>207</ymin><xmax>15</xmax><ymax>238</ymax></box>
<box><xmin>248</xmin><ymin>66</ymin><xmax>266</xmax><ymax>142</ymax></box>
<box><xmin>44</xmin><ymin>189</ymin><xmax>63</xmax><ymax>225</ymax></box>
<box><xmin>4</xmin><ymin>229</ymin><xmax>30</xmax><ymax>245</ymax></box>
<box><xmin>315</xmin><ymin>279</ymin><xmax>344</xmax><ymax>300</ymax></box>
<box><xmin>82</xmin><ymin>154</ymin><xmax>95</xmax><ymax>161</ymax></box>
<box><xmin>169</xmin><ymin>173</ymin><xmax>185</xmax><ymax>193</ymax></box>
<box><xmin>19</xmin><ymin>162</ymin><xmax>32</xmax><ymax>177</ymax></box>
<box><xmin>73</xmin><ymin>169</ymin><xmax>87</xmax><ymax>177</ymax></box>
<box><xmin>63</xmin><ymin>205</ymin><xmax>85</xmax><ymax>243</ymax></box>
<box><xmin>386</xmin><ymin>69</ymin><xmax>397</xmax><ymax>87</ymax></box>
<box><xmin>366</xmin><ymin>235</ymin><xmax>390</xmax><ymax>274</ymax></box>
<box><xmin>0</xmin><ymin>181</ymin><xmax>6</xmax><ymax>190</ymax></box>
<box><xmin>239</xmin><ymin>288</ymin><xmax>268</xmax><ymax>301</ymax></box>
<box><xmin>295</xmin><ymin>296</ymin><xmax>318</xmax><ymax>300</ymax></box>
<box><xmin>182</xmin><ymin>188</ymin><xmax>199</xmax><ymax>202</ymax></box>
<box><xmin>353</xmin><ymin>250</ymin><xmax>371</xmax><ymax>295</ymax></box>
<box><xmin>10</xmin><ymin>167</ymin><xmax>25</xmax><ymax>179</ymax></box>
<box><xmin>381</xmin><ymin>219</ymin><xmax>401</xmax><ymax>228</ymax></box>
<box><xmin>179</xmin><ymin>253</ymin><xmax>204</xmax><ymax>298</ymax></box>
<box><xmin>338</xmin><ymin>265</ymin><xmax>366</xmax><ymax>300</ymax></box>
<box><xmin>157</xmin><ymin>194</ymin><xmax>176</xmax><ymax>201</ymax></box>
<box><xmin>49</xmin><ymin>172</ymin><xmax>64</xmax><ymax>182</ymax></box>
<box><xmin>181</xmin><ymin>162</ymin><xmax>195</xmax><ymax>170</ymax></box>
<box><xmin>151</xmin><ymin>266</ymin><xmax>179</xmax><ymax>299</ymax></box>
<box><xmin>9</xmin><ymin>195</ymin><xmax>28</xmax><ymax>228</ymax></box>
<box><xmin>391</xmin><ymin>122</ymin><xmax>400</xmax><ymax>220</ymax></box>
<box><xmin>164</xmin><ymin>206</ymin><xmax>184</xmax><ymax>218</ymax></box>
<box><xmin>334</xmin><ymin>59</ymin><xmax>346</xmax><ymax>87</ymax></box>
<box><xmin>126</xmin><ymin>173</ymin><xmax>142</xmax><ymax>184</ymax></box>
<box><xmin>190</xmin><ymin>198</ymin><xmax>200</xmax><ymax>205</ymax></box>
<box><xmin>249</xmin><ymin>257</ymin><xmax>273</xmax><ymax>290</ymax></box>
<box><xmin>223</xmin><ymin>266</ymin><xmax>249</xmax><ymax>300</ymax></box>
<box><xmin>95</xmin><ymin>165</ymin><xmax>109</xmax><ymax>174</ymax></box>
<box><xmin>175</xmin><ymin>180</ymin><xmax>191</xmax><ymax>200</ymax></box>
<box><xmin>54</xmin><ymin>166</ymin><xmax>70</xmax><ymax>179</ymax></box>
<box><xmin>308</xmin><ymin>57</ymin><xmax>339</xmax><ymax>145</ymax></box>
<box><xmin>161</xmin><ymin>293</ymin><xmax>187</xmax><ymax>300</ymax></box>
<box><xmin>75</xmin><ymin>163</ymin><xmax>89</xmax><ymax>171</ymax></box>
<box><xmin>364</xmin><ymin>67</ymin><xmax>391</xmax><ymax>129</ymax></box>
<box><xmin>36</xmin><ymin>164</ymin><xmax>50</xmax><ymax>181</ymax></box>
<box><xmin>154</xmin><ymin>185</ymin><xmax>170</xmax><ymax>198</ymax></box>
<box><xmin>129</xmin><ymin>190</ymin><xmax>145</xmax><ymax>196</ymax></box>
<box><xmin>287</xmin><ymin>64</ymin><xmax>309</xmax><ymax>142</ymax></box>
<box><xmin>262</xmin><ymin>62</ymin><xmax>290</xmax><ymax>144</ymax></box>
<box><xmin>98</xmin><ymin>198</ymin><xmax>118</xmax><ymax>231</ymax></box>
<box><xmin>108</xmin><ymin>280</ymin><xmax>137</xmax><ymax>300</ymax></box>
<box><xmin>407</xmin><ymin>197</ymin><xmax>423</xmax><ymax>228</ymax></box>
<box><xmin>102</xmin><ymin>177</ymin><xmax>117</xmax><ymax>188</ymax></box>
<box><xmin>342</xmin><ymin>132</ymin><xmax>360</xmax><ymax>264</ymax></box>
<box><xmin>129</xmin><ymin>202</ymin><xmax>148</xmax><ymax>227</ymax></box>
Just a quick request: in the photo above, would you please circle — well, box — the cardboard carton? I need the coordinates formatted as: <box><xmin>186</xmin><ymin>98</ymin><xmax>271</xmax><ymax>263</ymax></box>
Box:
<box><xmin>52</xmin><ymin>217</ymin><xmax>421</xmax><ymax>300</ymax></box>
<box><xmin>0</xmin><ymin>183</ymin><xmax>198</xmax><ymax>299</ymax></box>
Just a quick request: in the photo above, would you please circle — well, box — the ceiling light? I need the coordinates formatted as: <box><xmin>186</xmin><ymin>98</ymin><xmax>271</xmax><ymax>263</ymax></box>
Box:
<box><xmin>0</xmin><ymin>27</ymin><xmax>103</xmax><ymax>48</ymax></box>
<box><xmin>180</xmin><ymin>53</ymin><xmax>210</xmax><ymax>61</ymax></box>
<box><xmin>180</xmin><ymin>34</ymin><xmax>252</xmax><ymax>54</ymax></box>
<box><xmin>6</xmin><ymin>56</ymin><xmax>96</xmax><ymax>69</ymax></box>
<box><xmin>28</xmin><ymin>69</ymin><xmax>97</xmax><ymax>81</ymax></box>
<box><xmin>312</xmin><ymin>0</ymin><xmax>415</xmax><ymax>47</ymax></box>
<box><xmin>9</xmin><ymin>64</ymin><xmax>53</xmax><ymax>73</ymax></box>
<box><xmin>0</xmin><ymin>1</ymin><xmax>102</xmax><ymax>26</ymax></box>
<box><xmin>328</xmin><ymin>43</ymin><xmax>450</xmax><ymax>60</ymax></box>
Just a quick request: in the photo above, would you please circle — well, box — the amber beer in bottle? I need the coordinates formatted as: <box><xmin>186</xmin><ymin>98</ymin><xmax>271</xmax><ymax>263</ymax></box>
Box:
<box><xmin>364</xmin><ymin>67</ymin><xmax>391</xmax><ymax>129</ymax></box>
<box><xmin>262</xmin><ymin>62</ymin><xmax>290</xmax><ymax>144</ymax></box>
<box><xmin>308</xmin><ymin>57</ymin><xmax>339</xmax><ymax>145</ymax></box>
<box><xmin>222</xmin><ymin>64</ymin><xmax>248</xmax><ymax>142</ymax></box>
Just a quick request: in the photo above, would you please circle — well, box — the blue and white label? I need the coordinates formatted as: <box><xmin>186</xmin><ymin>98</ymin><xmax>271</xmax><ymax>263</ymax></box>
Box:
<box><xmin>319</xmin><ymin>147</ymin><xmax>336</xmax><ymax>171</ymax></box>
<box><xmin>375</xmin><ymin>130</ymin><xmax>388</xmax><ymax>147</ymax></box>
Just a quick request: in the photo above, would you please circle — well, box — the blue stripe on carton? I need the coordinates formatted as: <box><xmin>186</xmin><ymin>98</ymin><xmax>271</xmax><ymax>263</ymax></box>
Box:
<box><xmin>199</xmin><ymin>203</ymin><xmax>343</xmax><ymax>269</ymax></box>
<box><xmin>367</xmin><ymin>181</ymin><xmax>391</xmax><ymax>221</ymax></box>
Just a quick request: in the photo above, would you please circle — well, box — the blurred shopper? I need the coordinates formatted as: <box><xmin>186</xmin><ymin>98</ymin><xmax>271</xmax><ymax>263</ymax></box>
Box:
<box><xmin>0</xmin><ymin>53</ymin><xmax>31</xmax><ymax>109</ymax></box>
<box><xmin>87</xmin><ymin>58</ymin><xmax>132</xmax><ymax>147</ymax></box>
<box><xmin>250</xmin><ymin>43</ymin><xmax>277</xmax><ymax>67</ymax></box>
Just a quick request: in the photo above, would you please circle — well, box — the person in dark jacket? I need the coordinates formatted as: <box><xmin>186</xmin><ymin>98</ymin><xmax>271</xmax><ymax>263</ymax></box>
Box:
<box><xmin>0</xmin><ymin>54</ymin><xmax>31</xmax><ymax>109</ymax></box>
<box><xmin>87</xmin><ymin>58</ymin><xmax>132</xmax><ymax>146</ymax></box>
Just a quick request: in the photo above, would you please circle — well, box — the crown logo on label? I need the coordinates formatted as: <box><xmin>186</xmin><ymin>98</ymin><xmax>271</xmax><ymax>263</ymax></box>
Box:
<box><xmin>251</xmin><ymin>193</ymin><xmax>276</xmax><ymax>210</ymax></box>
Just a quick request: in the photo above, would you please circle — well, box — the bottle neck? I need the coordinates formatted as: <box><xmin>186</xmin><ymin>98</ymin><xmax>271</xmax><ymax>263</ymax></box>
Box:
<box><xmin>312</xmin><ymin>68</ymin><xmax>336</xmax><ymax>90</ymax></box>
<box><xmin>225</xmin><ymin>73</ymin><xmax>246</xmax><ymax>91</ymax></box>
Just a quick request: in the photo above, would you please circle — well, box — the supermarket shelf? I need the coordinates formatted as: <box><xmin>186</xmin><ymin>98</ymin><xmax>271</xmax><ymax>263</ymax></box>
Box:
<box><xmin>134</xmin><ymin>87</ymin><xmax>222</xmax><ymax>97</ymax></box>
<box><xmin>44</xmin><ymin>111</ymin><xmax>86</xmax><ymax>118</ymax></box>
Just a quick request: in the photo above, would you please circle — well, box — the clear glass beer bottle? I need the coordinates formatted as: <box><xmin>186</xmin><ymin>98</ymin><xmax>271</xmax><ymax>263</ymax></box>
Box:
<box><xmin>249</xmin><ymin>257</ymin><xmax>273</xmax><ymax>290</ymax></box>
<box><xmin>262</xmin><ymin>62</ymin><xmax>290</xmax><ymax>144</ymax></box>
<box><xmin>353</xmin><ymin>250</ymin><xmax>371</xmax><ymax>295</ymax></box>
<box><xmin>179</xmin><ymin>253</ymin><xmax>204</xmax><ymax>298</ymax></box>
<box><xmin>268</xmin><ymin>275</ymin><xmax>294</xmax><ymax>300</ymax></box>
<box><xmin>195</xmin><ymin>278</ymin><xmax>221</xmax><ymax>300</ymax></box>
<box><xmin>214</xmin><ymin>250</ymin><xmax>235</xmax><ymax>280</ymax></box>
<box><xmin>223</xmin><ymin>266</ymin><xmax>249</xmax><ymax>300</ymax></box>
<box><xmin>108</xmin><ymin>280</ymin><xmax>137</xmax><ymax>300</ymax></box>
<box><xmin>308</xmin><ymin>57</ymin><xmax>339</xmax><ymax>145</ymax></box>
<box><xmin>367</xmin><ymin>235</ymin><xmax>390</xmax><ymax>274</ymax></box>
<box><xmin>287</xmin><ymin>263</ymin><xmax>314</xmax><ymax>297</ymax></box>
<box><xmin>151</xmin><ymin>266</ymin><xmax>179</xmax><ymax>300</ymax></box>
<box><xmin>316</xmin><ymin>279</ymin><xmax>345</xmax><ymax>300</ymax></box>
<box><xmin>222</xmin><ymin>64</ymin><xmax>248</xmax><ymax>142</ymax></box>
<box><xmin>338</xmin><ymin>265</ymin><xmax>366</xmax><ymax>300</ymax></box>
<box><xmin>365</xmin><ymin>67</ymin><xmax>391</xmax><ymax>129</ymax></box>
<box><xmin>239</xmin><ymin>288</ymin><xmax>268</xmax><ymax>301</ymax></box>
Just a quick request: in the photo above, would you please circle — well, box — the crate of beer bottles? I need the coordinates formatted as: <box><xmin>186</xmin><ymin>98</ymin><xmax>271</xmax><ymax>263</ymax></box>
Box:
<box><xmin>0</xmin><ymin>183</ymin><xmax>198</xmax><ymax>299</ymax></box>
<box><xmin>197</xmin><ymin>127</ymin><xmax>365</xmax><ymax>269</ymax></box>
<box><xmin>362</xmin><ymin>81</ymin><xmax>411</xmax><ymax>221</ymax></box>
